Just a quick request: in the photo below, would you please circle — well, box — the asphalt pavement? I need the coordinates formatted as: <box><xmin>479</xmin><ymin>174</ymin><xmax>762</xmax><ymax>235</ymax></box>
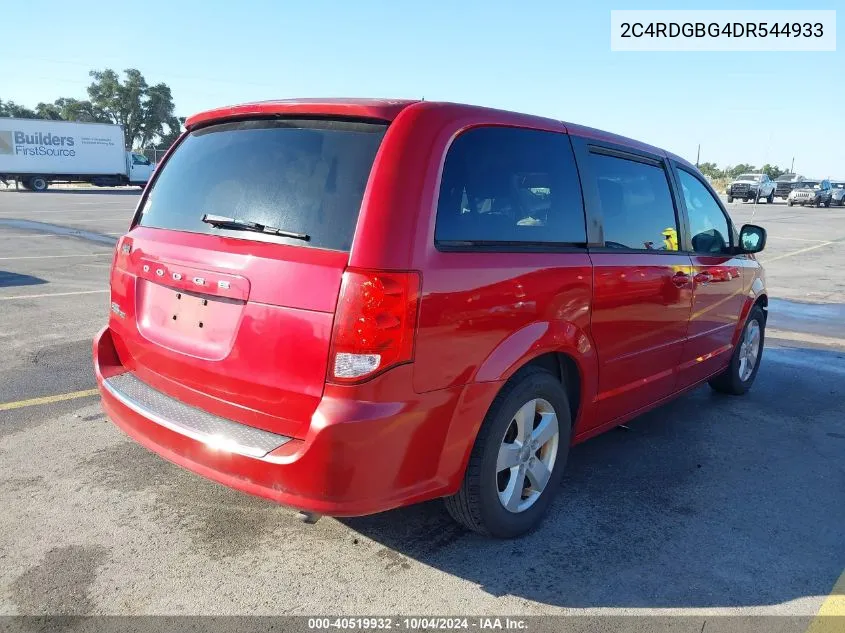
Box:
<box><xmin>0</xmin><ymin>187</ymin><xmax>843</xmax><ymax>618</ymax></box>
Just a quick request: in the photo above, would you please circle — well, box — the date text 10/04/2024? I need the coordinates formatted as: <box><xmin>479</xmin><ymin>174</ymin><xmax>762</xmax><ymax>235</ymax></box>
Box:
<box><xmin>307</xmin><ymin>618</ymin><xmax>529</xmax><ymax>630</ymax></box>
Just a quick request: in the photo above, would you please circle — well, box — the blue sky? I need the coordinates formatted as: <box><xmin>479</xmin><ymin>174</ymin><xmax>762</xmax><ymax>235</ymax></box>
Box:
<box><xmin>2</xmin><ymin>0</ymin><xmax>841</xmax><ymax>176</ymax></box>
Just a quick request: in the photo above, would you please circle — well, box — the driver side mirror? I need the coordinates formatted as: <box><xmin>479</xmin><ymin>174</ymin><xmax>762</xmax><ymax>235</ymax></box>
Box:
<box><xmin>737</xmin><ymin>224</ymin><xmax>766</xmax><ymax>254</ymax></box>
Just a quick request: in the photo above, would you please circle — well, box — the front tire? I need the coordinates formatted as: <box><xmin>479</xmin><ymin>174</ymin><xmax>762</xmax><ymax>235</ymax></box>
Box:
<box><xmin>709</xmin><ymin>305</ymin><xmax>765</xmax><ymax>395</ymax></box>
<box><xmin>766</xmin><ymin>191</ymin><xmax>774</xmax><ymax>204</ymax></box>
<box><xmin>727</xmin><ymin>195</ymin><xmax>734</xmax><ymax>203</ymax></box>
<box><xmin>787</xmin><ymin>200</ymin><xmax>794</xmax><ymax>207</ymax></box>
<box><xmin>444</xmin><ymin>367</ymin><xmax>571</xmax><ymax>538</ymax></box>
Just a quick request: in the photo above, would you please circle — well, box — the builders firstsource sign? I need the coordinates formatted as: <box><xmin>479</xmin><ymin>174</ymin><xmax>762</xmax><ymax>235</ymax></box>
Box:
<box><xmin>0</xmin><ymin>121</ymin><xmax>125</xmax><ymax>175</ymax></box>
<box><xmin>0</xmin><ymin>130</ymin><xmax>77</xmax><ymax>157</ymax></box>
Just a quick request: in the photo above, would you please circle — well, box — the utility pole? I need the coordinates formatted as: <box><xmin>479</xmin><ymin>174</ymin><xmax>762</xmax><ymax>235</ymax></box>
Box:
<box><xmin>790</xmin><ymin>156</ymin><xmax>795</xmax><ymax>174</ymax></box>
<box><xmin>696</xmin><ymin>144</ymin><xmax>700</xmax><ymax>168</ymax></box>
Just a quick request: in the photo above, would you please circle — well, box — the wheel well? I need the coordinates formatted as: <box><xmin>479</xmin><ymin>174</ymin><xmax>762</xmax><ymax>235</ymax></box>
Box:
<box><xmin>753</xmin><ymin>294</ymin><xmax>768</xmax><ymax>322</ymax></box>
<box><xmin>522</xmin><ymin>352</ymin><xmax>581</xmax><ymax>429</ymax></box>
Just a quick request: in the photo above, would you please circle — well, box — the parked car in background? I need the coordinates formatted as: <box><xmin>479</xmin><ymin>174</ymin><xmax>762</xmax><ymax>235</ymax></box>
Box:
<box><xmin>774</xmin><ymin>173</ymin><xmax>805</xmax><ymax>199</ymax></box>
<box><xmin>94</xmin><ymin>99</ymin><xmax>769</xmax><ymax>538</ymax></box>
<box><xmin>727</xmin><ymin>173</ymin><xmax>776</xmax><ymax>203</ymax></box>
<box><xmin>788</xmin><ymin>179</ymin><xmax>833</xmax><ymax>207</ymax></box>
<box><xmin>830</xmin><ymin>181</ymin><xmax>845</xmax><ymax>207</ymax></box>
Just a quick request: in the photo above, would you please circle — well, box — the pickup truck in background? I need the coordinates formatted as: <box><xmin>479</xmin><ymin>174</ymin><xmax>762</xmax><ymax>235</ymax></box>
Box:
<box><xmin>774</xmin><ymin>173</ymin><xmax>805</xmax><ymax>199</ymax></box>
<box><xmin>0</xmin><ymin>118</ymin><xmax>153</xmax><ymax>191</ymax></box>
<box><xmin>726</xmin><ymin>173</ymin><xmax>777</xmax><ymax>203</ymax></box>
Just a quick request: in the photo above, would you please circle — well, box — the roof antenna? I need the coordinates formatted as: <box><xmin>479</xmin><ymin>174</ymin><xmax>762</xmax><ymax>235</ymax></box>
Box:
<box><xmin>421</xmin><ymin>96</ymin><xmax>425</xmax><ymax>101</ymax></box>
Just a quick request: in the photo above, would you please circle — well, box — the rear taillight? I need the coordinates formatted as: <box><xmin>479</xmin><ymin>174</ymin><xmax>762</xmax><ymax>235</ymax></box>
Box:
<box><xmin>113</xmin><ymin>235</ymin><xmax>132</xmax><ymax>271</ymax></box>
<box><xmin>328</xmin><ymin>269</ymin><xmax>421</xmax><ymax>383</ymax></box>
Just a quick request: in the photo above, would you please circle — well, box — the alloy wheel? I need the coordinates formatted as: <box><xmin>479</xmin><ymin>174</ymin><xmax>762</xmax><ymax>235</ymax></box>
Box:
<box><xmin>738</xmin><ymin>320</ymin><xmax>761</xmax><ymax>382</ymax></box>
<box><xmin>496</xmin><ymin>398</ymin><xmax>560</xmax><ymax>513</ymax></box>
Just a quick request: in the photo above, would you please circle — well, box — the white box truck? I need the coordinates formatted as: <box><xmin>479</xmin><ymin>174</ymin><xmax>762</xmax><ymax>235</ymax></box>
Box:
<box><xmin>0</xmin><ymin>118</ymin><xmax>154</xmax><ymax>191</ymax></box>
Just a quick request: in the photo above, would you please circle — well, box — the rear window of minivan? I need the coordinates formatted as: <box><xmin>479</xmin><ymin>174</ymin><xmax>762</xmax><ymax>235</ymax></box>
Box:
<box><xmin>137</xmin><ymin>119</ymin><xmax>387</xmax><ymax>251</ymax></box>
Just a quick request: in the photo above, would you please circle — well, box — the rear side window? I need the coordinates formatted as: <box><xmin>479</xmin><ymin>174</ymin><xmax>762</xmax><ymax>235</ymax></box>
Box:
<box><xmin>138</xmin><ymin>119</ymin><xmax>387</xmax><ymax>251</ymax></box>
<box><xmin>435</xmin><ymin>127</ymin><xmax>586</xmax><ymax>248</ymax></box>
<box><xmin>587</xmin><ymin>152</ymin><xmax>679</xmax><ymax>251</ymax></box>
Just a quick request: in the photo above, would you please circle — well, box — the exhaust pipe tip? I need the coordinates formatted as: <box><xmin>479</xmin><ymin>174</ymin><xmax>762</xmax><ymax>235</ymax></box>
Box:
<box><xmin>296</xmin><ymin>511</ymin><xmax>322</xmax><ymax>524</ymax></box>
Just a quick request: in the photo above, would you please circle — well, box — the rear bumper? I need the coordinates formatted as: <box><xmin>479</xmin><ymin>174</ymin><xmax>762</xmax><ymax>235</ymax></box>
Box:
<box><xmin>93</xmin><ymin>326</ymin><xmax>499</xmax><ymax>516</ymax></box>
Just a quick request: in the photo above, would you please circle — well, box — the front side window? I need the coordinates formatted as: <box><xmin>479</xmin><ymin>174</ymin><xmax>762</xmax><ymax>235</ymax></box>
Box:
<box><xmin>587</xmin><ymin>152</ymin><xmax>679</xmax><ymax>251</ymax></box>
<box><xmin>677</xmin><ymin>169</ymin><xmax>731</xmax><ymax>254</ymax></box>
<box><xmin>435</xmin><ymin>127</ymin><xmax>586</xmax><ymax>247</ymax></box>
<box><xmin>132</xmin><ymin>153</ymin><xmax>150</xmax><ymax>165</ymax></box>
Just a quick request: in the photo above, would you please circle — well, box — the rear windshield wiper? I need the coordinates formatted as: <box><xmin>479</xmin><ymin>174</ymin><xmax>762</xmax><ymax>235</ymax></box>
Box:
<box><xmin>201</xmin><ymin>214</ymin><xmax>310</xmax><ymax>241</ymax></box>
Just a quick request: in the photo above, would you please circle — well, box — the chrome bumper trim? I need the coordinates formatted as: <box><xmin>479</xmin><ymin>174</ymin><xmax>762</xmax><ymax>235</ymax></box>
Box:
<box><xmin>103</xmin><ymin>372</ymin><xmax>292</xmax><ymax>460</ymax></box>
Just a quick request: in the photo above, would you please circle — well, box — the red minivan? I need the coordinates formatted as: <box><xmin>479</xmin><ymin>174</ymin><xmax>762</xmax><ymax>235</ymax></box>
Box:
<box><xmin>94</xmin><ymin>99</ymin><xmax>768</xmax><ymax>537</ymax></box>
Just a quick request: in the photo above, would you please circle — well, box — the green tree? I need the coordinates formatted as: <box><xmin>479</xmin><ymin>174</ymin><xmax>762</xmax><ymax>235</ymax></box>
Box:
<box><xmin>87</xmin><ymin>68</ymin><xmax>178</xmax><ymax>150</ymax></box>
<box><xmin>0</xmin><ymin>99</ymin><xmax>39</xmax><ymax>118</ymax></box>
<box><xmin>697</xmin><ymin>162</ymin><xmax>723</xmax><ymax>180</ymax></box>
<box><xmin>727</xmin><ymin>164</ymin><xmax>757</xmax><ymax>179</ymax></box>
<box><xmin>761</xmin><ymin>164</ymin><xmax>786</xmax><ymax>180</ymax></box>
<box><xmin>53</xmin><ymin>97</ymin><xmax>107</xmax><ymax>123</ymax></box>
<box><xmin>34</xmin><ymin>102</ymin><xmax>64</xmax><ymax>120</ymax></box>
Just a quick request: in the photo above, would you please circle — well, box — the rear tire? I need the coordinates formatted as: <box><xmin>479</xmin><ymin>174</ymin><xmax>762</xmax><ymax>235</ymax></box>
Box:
<box><xmin>787</xmin><ymin>200</ymin><xmax>793</xmax><ymax>207</ymax></box>
<box><xmin>444</xmin><ymin>367</ymin><xmax>571</xmax><ymax>538</ymax></box>
<box><xmin>709</xmin><ymin>305</ymin><xmax>765</xmax><ymax>395</ymax></box>
<box><xmin>29</xmin><ymin>176</ymin><xmax>48</xmax><ymax>192</ymax></box>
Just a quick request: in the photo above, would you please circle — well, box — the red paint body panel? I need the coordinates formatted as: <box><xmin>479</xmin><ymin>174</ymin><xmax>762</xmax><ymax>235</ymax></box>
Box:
<box><xmin>185</xmin><ymin>98</ymin><xmax>418</xmax><ymax>129</ymax></box>
<box><xmin>589</xmin><ymin>253</ymin><xmax>694</xmax><ymax>425</ymax></box>
<box><xmin>95</xmin><ymin>99</ymin><xmax>768</xmax><ymax>517</ymax></box>
<box><xmin>676</xmin><ymin>254</ymin><xmax>747</xmax><ymax>387</ymax></box>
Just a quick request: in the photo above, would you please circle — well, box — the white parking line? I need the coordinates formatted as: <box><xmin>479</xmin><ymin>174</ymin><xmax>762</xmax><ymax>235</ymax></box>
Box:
<box><xmin>0</xmin><ymin>233</ymin><xmax>62</xmax><ymax>238</ymax></box>
<box><xmin>0</xmin><ymin>232</ymin><xmax>123</xmax><ymax>238</ymax></box>
<box><xmin>0</xmin><ymin>253</ymin><xmax>111</xmax><ymax>261</ymax></box>
<box><xmin>0</xmin><ymin>289</ymin><xmax>108</xmax><ymax>300</ymax></box>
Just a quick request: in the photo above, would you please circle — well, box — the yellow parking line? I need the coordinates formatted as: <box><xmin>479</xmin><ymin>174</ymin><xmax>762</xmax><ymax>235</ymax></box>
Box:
<box><xmin>760</xmin><ymin>241</ymin><xmax>834</xmax><ymax>263</ymax></box>
<box><xmin>806</xmin><ymin>568</ymin><xmax>845</xmax><ymax>632</ymax></box>
<box><xmin>0</xmin><ymin>389</ymin><xmax>99</xmax><ymax>411</ymax></box>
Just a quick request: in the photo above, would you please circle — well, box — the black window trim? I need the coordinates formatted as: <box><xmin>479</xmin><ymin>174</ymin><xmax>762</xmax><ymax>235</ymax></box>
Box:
<box><xmin>672</xmin><ymin>162</ymin><xmax>737</xmax><ymax>254</ymax></box>
<box><xmin>577</xmin><ymin>140</ymin><xmax>689</xmax><ymax>256</ymax></box>
<box><xmin>432</xmin><ymin>125</ymin><xmax>589</xmax><ymax>253</ymax></box>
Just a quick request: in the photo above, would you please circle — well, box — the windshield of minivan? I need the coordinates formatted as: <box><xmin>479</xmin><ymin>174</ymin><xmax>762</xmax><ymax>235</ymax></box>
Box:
<box><xmin>137</xmin><ymin>119</ymin><xmax>387</xmax><ymax>251</ymax></box>
<box><xmin>737</xmin><ymin>174</ymin><xmax>761</xmax><ymax>181</ymax></box>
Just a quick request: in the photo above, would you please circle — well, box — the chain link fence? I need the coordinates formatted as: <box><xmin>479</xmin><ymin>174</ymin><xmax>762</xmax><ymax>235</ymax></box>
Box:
<box><xmin>140</xmin><ymin>147</ymin><xmax>169</xmax><ymax>166</ymax></box>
